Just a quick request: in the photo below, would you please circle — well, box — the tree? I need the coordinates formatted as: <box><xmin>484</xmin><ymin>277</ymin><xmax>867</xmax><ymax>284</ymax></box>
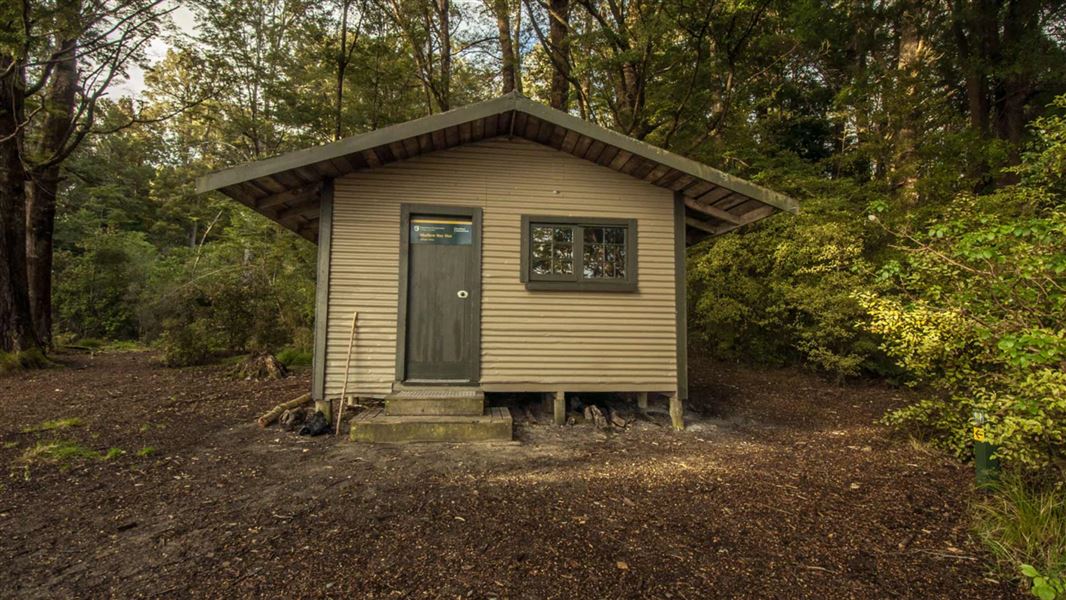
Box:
<box><xmin>377</xmin><ymin>0</ymin><xmax>455</xmax><ymax>112</ymax></box>
<box><xmin>0</xmin><ymin>0</ymin><xmax>169</xmax><ymax>351</ymax></box>
<box><xmin>0</xmin><ymin>47</ymin><xmax>39</xmax><ymax>354</ymax></box>
<box><xmin>334</xmin><ymin>0</ymin><xmax>365</xmax><ymax>139</ymax></box>
<box><xmin>487</xmin><ymin>0</ymin><xmax>521</xmax><ymax>94</ymax></box>
<box><xmin>547</xmin><ymin>0</ymin><xmax>569</xmax><ymax>109</ymax></box>
<box><xmin>27</xmin><ymin>0</ymin><xmax>80</xmax><ymax>348</ymax></box>
<box><xmin>950</xmin><ymin>0</ymin><xmax>1066</xmax><ymax>167</ymax></box>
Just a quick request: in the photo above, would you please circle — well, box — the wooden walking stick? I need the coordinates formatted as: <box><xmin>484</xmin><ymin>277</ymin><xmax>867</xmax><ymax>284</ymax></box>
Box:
<box><xmin>335</xmin><ymin>311</ymin><xmax>358</xmax><ymax>436</ymax></box>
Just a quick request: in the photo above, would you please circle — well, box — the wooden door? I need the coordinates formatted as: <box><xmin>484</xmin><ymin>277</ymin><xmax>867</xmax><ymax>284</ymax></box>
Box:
<box><xmin>401</xmin><ymin>208</ymin><xmax>481</xmax><ymax>382</ymax></box>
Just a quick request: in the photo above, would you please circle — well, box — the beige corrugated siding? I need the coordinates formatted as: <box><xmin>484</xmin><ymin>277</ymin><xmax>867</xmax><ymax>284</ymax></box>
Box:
<box><xmin>325</xmin><ymin>137</ymin><xmax>677</xmax><ymax>398</ymax></box>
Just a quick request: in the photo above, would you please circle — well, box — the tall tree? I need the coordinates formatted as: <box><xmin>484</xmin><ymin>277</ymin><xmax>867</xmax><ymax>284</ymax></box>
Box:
<box><xmin>891</xmin><ymin>0</ymin><xmax>931</xmax><ymax>204</ymax></box>
<box><xmin>334</xmin><ymin>0</ymin><xmax>365</xmax><ymax>139</ymax></box>
<box><xmin>0</xmin><ymin>0</ymin><xmax>167</xmax><ymax>352</ymax></box>
<box><xmin>378</xmin><ymin>0</ymin><xmax>455</xmax><ymax>112</ymax></box>
<box><xmin>488</xmin><ymin>0</ymin><xmax>520</xmax><ymax>94</ymax></box>
<box><xmin>0</xmin><ymin>51</ymin><xmax>39</xmax><ymax>354</ymax></box>
<box><xmin>547</xmin><ymin>0</ymin><xmax>569</xmax><ymax>109</ymax></box>
<box><xmin>26</xmin><ymin>0</ymin><xmax>80</xmax><ymax>348</ymax></box>
<box><xmin>950</xmin><ymin>0</ymin><xmax>1063</xmax><ymax>162</ymax></box>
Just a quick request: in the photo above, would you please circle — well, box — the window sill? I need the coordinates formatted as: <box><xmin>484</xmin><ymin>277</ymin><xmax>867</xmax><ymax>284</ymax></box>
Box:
<box><xmin>524</xmin><ymin>280</ymin><xmax>638</xmax><ymax>292</ymax></box>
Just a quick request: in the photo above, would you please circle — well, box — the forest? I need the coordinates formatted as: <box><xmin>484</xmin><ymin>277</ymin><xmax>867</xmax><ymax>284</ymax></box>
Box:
<box><xmin>1</xmin><ymin>0</ymin><xmax>1064</xmax><ymax>594</ymax></box>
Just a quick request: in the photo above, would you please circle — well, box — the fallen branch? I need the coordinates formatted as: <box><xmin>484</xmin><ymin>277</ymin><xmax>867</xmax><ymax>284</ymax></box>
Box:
<box><xmin>256</xmin><ymin>393</ymin><xmax>312</xmax><ymax>428</ymax></box>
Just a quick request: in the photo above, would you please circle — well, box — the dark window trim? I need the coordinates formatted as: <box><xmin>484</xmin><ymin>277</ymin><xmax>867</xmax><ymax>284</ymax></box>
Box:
<box><xmin>520</xmin><ymin>214</ymin><xmax>638</xmax><ymax>292</ymax></box>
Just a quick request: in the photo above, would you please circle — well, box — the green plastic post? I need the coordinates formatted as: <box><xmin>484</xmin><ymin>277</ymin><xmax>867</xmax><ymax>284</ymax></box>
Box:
<box><xmin>972</xmin><ymin>410</ymin><xmax>999</xmax><ymax>487</ymax></box>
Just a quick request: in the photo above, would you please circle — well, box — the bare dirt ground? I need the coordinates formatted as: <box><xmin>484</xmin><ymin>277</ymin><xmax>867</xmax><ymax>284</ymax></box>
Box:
<box><xmin>0</xmin><ymin>351</ymin><xmax>1020</xmax><ymax>599</ymax></box>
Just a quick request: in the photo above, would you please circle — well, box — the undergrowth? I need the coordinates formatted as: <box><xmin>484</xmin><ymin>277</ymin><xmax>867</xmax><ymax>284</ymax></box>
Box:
<box><xmin>0</xmin><ymin>348</ymin><xmax>50</xmax><ymax>374</ymax></box>
<box><xmin>276</xmin><ymin>347</ymin><xmax>312</xmax><ymax>368</ymax></box>
<box><xmin>973</xmin><ymin>475</ymin><xmax>1066</xmax><ymax>598</ymax></box>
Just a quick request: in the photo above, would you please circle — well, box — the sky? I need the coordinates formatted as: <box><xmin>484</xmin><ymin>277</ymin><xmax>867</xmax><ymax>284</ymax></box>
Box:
<box><xmin>109</xmin><ymin>2</ymin><xmax>198</xmax><ymax>99</ymax></box>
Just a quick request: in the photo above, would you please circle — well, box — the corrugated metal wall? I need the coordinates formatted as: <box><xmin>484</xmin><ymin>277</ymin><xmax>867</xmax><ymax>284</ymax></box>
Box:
<box><xmin>325</xmin><ymin>137</ymin><xmax>677</xmax><ymax>398</ymax></box>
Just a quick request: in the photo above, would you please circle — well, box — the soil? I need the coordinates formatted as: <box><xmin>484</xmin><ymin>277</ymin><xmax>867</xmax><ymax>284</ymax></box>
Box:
<box><xmin>0</xmin><ymin>351</ymin><xmax>1020</xmax><ymax>599</ymax></box>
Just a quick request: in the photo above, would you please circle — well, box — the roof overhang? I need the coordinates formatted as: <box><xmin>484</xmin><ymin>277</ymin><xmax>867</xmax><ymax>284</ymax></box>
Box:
<box><xmin>196</xmin><ymin>92</ymin><xmax>798</xmax><ymax>244</ymax></box>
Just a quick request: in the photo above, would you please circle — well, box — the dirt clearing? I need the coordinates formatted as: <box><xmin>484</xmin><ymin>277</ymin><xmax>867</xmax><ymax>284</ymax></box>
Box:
<box><xmin>0</xmin><ymin>351</ymin><xmax>1018</xmax><ymax>599</ymax></box>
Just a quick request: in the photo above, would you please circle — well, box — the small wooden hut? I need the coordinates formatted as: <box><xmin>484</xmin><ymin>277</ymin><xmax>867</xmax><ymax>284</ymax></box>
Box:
<box><xmin>196</xmin><ymin>93</ymin><xmax>797</xmax><ymax>442</ymax></box>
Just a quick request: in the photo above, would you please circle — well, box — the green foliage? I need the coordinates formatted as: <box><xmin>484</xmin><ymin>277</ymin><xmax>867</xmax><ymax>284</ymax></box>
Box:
<box><xmin>135</xmin><ymin>446</ymin><xmax>156</xmax><ymax>457</ymax></box>
<box><xmin>146</xmin><ymin>213</ymin><xmax>316</xmax><ymax>366</ymax></box>
<box><xmin>21</xmin><ymin>417</ymin><xmax>83</xmax><ymax>433</ymax></box>
<box><xmin>972</xmin><ymin>476</ymin><xmax>1066</xmax><ymax>599</ymax></box>
<box><xmin>276</xmin><ymin>347</ymin><xmax>313</xmax><ymax>368</ymax></box>
<box><xmin>1023</xmin><ymin>565</ymin><xmax>1066</xmax><ymax>600</ymax></box>
<box><xmin>860</xmin><ymin>102</ymin><xmax>1066</xmax><ymax>474</ymax></box>
<box><xmin>0</xmin><ymin>348</ymin><xmax>50</xmax><ymax>374</ymax></box>
<box><xmin>53</xmin><ymin>231</ymin><xmax>157</xmax><ymax>341</ymax></box>
<box><xmin>102</xmin><ymin>448</ymin><xmax>125</xmax><ymax>461</ymax></box>
<box><xmin>158</xmin><ymin>317</ymin><xmax>214</xmax><ymax>367</ymax></box>
<box><xmin>19</xmin><ymin>440</ymin><xmax>99</xmax><ymax>463</ymax></box>
<box><xmin>689</xmin><ymin>157</ymin><xmax>887</xmax><ymax>378</ymax></box>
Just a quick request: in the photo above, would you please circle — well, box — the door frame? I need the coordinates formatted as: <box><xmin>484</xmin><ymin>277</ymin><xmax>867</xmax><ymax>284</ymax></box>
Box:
<box><xmin>395</xmin><ymin>203</ymin><xmax>482</xmax><ymax>384</ymax></box>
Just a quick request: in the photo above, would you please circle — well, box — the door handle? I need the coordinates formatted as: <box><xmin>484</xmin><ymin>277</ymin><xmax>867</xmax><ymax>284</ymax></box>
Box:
<box><xmin>457</xmin><ymin>290</ymin><xmax>469</xmax><ymax>299</ymax></box>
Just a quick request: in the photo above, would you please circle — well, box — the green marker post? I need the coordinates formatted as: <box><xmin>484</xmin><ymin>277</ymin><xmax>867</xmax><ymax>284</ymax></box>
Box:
<box><xmin>972</xmin><ymin>410</ymin><xmax>999</xmax><ymax>487</ymax></box>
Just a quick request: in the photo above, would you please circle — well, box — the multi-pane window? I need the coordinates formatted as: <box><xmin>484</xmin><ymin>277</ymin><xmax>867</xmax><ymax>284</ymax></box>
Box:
<box><xmin>530</xmin><ymin>225</ymin><xmax>574</xmax><ymax>277</ymax></box>
<box><xmin>521</xmin><ymin>216</ymin><xmax>637</xmax><ymax>291</ymax></box>
<box><xmin>582</xmin><ymin>226</ymin><xmax>627</xmax><ymax>279</ymax></box>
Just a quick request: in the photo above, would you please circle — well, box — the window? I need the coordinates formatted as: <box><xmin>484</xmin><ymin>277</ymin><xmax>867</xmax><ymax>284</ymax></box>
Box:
<box><xmin>520</xmin><ymin>216</ymin><xmax>638</xmax><ymax>291</ymax></box>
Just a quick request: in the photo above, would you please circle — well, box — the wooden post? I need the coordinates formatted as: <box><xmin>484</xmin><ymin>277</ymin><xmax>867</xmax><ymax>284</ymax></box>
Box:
<box><xmin>315</xmin><ymin>398</ymin><xmax>333</xmax><ymax>424</ymax></box>
<box><xmin>637</xmin><ymin>392</ymin><xmax>648</xmax><ymax>411</ymax></box>
<box><xmin>669</xmin><ymin>393</ymin><xmax>684</xmax><ymax>431</ymax></box>
<box><xmin>553</xmin><ymin>391</ymin><xmax>566</xmax><ymax>426</ymax></box>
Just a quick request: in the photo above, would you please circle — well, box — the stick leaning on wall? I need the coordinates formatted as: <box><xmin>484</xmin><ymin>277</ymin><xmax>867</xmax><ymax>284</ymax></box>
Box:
<box><xmin>335</xmin><ymin>311</ymin><xmax>358</xmax><ymax>436</ymax></box>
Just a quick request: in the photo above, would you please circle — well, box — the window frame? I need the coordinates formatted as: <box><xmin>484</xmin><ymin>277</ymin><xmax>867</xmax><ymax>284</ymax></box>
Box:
<box><xmin>520</xmin><ymin>215</ymin><xmax>639</xmax><ymax>292</ymax></box>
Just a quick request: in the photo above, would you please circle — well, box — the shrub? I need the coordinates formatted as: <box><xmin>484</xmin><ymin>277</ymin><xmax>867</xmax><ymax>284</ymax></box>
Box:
<box><xmin>860</xmin><ymin>187</ymin><xmax>1066</xmax><ymax>473</ymax></box>
<box><xmin>0</xmin><ymin>348</ymin><xmax>50</xmax><ymax>374</ymax></box>
<box><xmin>158</xmin><ymin>318</ymin><xmax>214</xmax><ymax>367</ymax></box>
<box><xmin>276</xmin><ymin>347</ymin><xmax>313</xmax><ymax>367</ymax></box>
<box><xmin>53</xmin><ymin>231</ymin><xmax>156</xmax><ymax>341</ymax></box>
<box><xmin>689</xmin><ymin>186</ymin><xmax>887</xmax><ymax>379</ymax></box>
<box><xmin>973</xmin><ymin>476</ymin><xmax>1066</xmax><ymax>598</ymax></box>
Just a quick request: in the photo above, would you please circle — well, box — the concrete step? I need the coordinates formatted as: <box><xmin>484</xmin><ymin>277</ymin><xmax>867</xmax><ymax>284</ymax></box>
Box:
<box><xmin>385</xmin><ymin>387</ymin><xmax>485</xmax><ymax>416</ymax></box>
<box><xmin>350</xmin><ymin>407</ymin><xmax>512</xmax><ymax>443</ymax></box>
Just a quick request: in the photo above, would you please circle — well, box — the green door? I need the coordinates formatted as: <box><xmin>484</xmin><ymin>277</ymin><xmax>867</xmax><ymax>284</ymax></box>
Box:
<box><xmin>403</xmin><ymin>213</ymin><xmax>480</xmax><ymax>382</ymax></box>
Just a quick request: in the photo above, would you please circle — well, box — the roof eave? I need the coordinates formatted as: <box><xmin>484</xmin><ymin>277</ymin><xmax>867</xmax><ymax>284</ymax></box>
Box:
<box><xmin>195</xmin><ymin>93</ymin><xmax>521</xmax><ymax>195</ymax></box>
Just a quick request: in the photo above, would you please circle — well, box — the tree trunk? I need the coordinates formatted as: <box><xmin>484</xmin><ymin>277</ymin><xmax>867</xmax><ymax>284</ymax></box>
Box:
<box><xmin>335</xmin><ymin>0</ymin><xmax>351</xmax><ymax>140</ymax></box>
<box><xmin>493</xmin><ymin>0</ymin><xmax>518</xmax><ymax>94</ymax></box>
<box><xmin>437</xmin><ymin>0</ymin><xmax>451</xmax><ymax>111</ymax></box>
<box><xmin>513</xmin><ymin>0</ymin><xmax>522</xmax><ymax>94</ymax></box>
<box><xmin>995</xmin><ymin>0</ymin><xmax>1039</xmax><ymax>157</ymax></box>
<box><xmin>893</xmin><ymin>0</ymin><xmax>924</xmax><ymax>205</ymax></box>
<box><xmin>951</xmin><ymin>0</ymin><xmax>997</xmax><ymax>190</ymax></box>
<box><xmin>0</xmin><ymin>56</ymin><xmax>41</xmax><ymax>354</ymax></box>
<box><xmin>27</xmin><ymin>35</ymin><xmax>78</xmax><ymax>350</ymax></box>
<box><xmin>548</xmin><ymin>0</ymin><xmax>569</xmax><ymax>109</ymax></box>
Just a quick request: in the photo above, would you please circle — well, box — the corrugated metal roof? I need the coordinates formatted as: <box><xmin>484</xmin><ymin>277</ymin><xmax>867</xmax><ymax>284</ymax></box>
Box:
<box><xmin>195</xmin><ymin>92</ymin><xmax>798</xmax><ymax>244</ymax></box>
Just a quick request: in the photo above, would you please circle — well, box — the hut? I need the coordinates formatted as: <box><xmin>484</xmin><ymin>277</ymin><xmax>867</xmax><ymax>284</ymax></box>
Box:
<box><xmin>195</xmin><ymin>93</ymin><xmax>797</xmax><ymax>442</ymax></box>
